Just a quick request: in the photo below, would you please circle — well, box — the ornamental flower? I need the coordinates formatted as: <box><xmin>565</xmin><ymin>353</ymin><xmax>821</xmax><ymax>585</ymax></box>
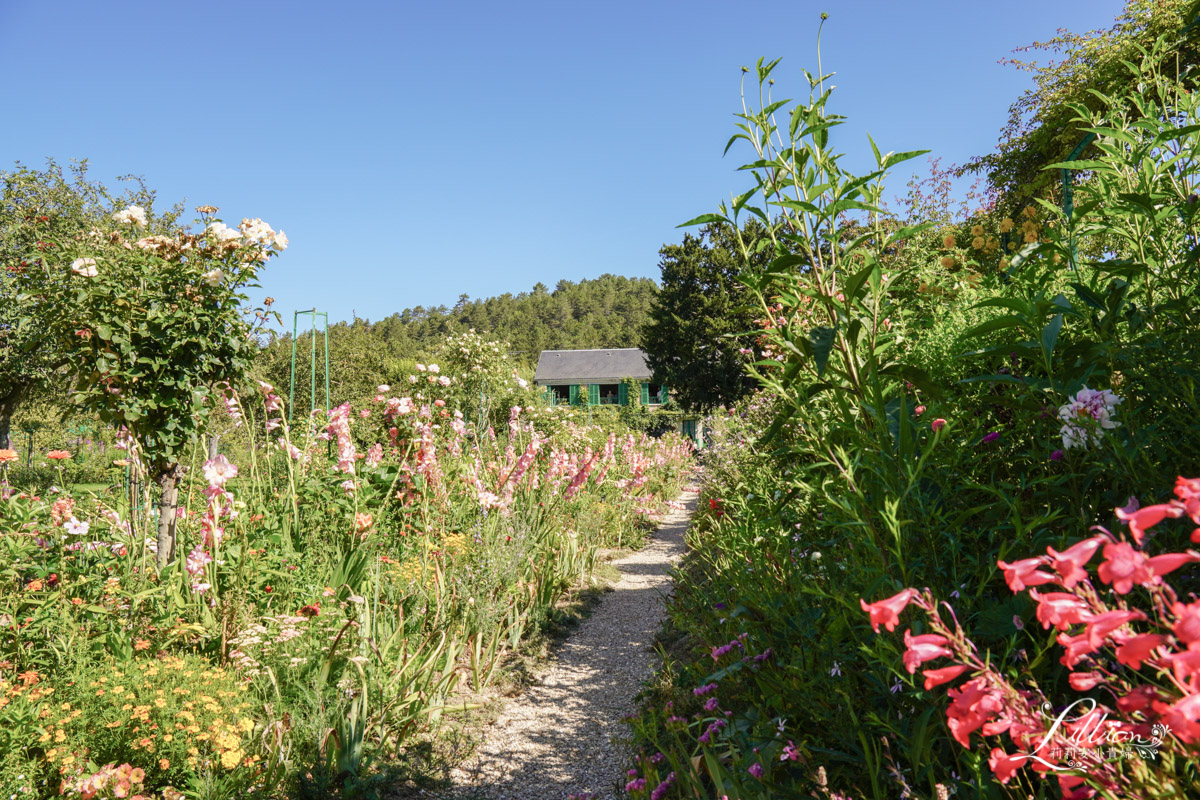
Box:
<box><xmin>70</xmin><ymin>257</ymin><xmax>99</xmax><ymax>277</ymax></box>
<box><xmin>860</xmin><ymin>588</ymin><xmax>918</xmax><ymax>633</ymax></box>
<box><xmin>202</xmin><ymin>268</ymin><xmax>225</xmax><ymax>286</ymax></box>
<box><xmin>202</xmin><ymin>454</ymin><xmax>239</xmax><ymax>487</ymax></box>
<box><xmin>1097</xmin><ymin>541</ymin><xmax>1153</xmax><ymax>594</ymax></box>
<box><xmin>931</xmin><ymin>418</ymin><xmax>946</xmax><ymax>432</ymax></box>
<box><xmin>46</xmin><ymin>450</ymin><xmax>72</xmax><ymax>460</ymax></box>
<box><xmin>207</xmin><ymin>221</ymin><xmax>241</xmax><ymax>242</ymax></box>
<box><xmin>1046</xmin><ymin>535</ymin><xmax>1105</xmax><ymax>588</ymax></box>
<box><xmin>0</xmin><ymin>449</ymin><xmax>16</xmax><ymax>464</ymax></box>
<box><xmin>1116</xmin><ymin>502</ymin><xmax>1184</xmax><ymax>545</ymax></box>
<box><xmin>1058</xmin><ymin>386</ymin><xmax>1122</xmax><ymax>450</ymax></box>
<box><xmin>902</xmin><ymin>629</ymin><xmax>952</xmax><ymax>673</ymax></box>
<box><xmin>997</xmin><ymin>557</ymin><xmax>1056</xmax><ymax>592</ymax></box>
<box><xmin>1030</xmin><ymin>589</ymin><xmax>1089</xmax><ymax>630</ymax></box>
<box><xmin>112</xmin><ymin>205</ymin><xmax>148</xmax><ymax>226</ymax></box>
<box><xmin>923</xmin><ymin>664</ymin><xmax>971</xmax><ymax>690</ymax></box>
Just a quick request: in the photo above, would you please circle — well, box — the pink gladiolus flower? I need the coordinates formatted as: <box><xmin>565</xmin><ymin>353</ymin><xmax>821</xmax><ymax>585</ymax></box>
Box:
<box><xmin>902</xmin><ymin>629</ymin><xmax>952</xmax><ymax>673</ymax></box>
<box><xmin>202</xmin><ymin>454</ymin><xmax>238</xmax><ymax>487</ymax></box>
<box><xmin>988</xmin><ymin>748</ymin><xmax>1026</xmax><ymax>784</ymax></box>
<box><xmin>1115</xmin><ymin>633</ymin><xmax>1166</xmax><ymax>669</ymax></box>
<box><xmin>1046</xmin><ymin>535</ymin><xmax>1106</xmax><ymax>588</ymax></box>
<box><xmin>1097</xmin><ymin>541</ymin><xmax>1153</xmax><ymax>594</ymax></box>
<box><xmin>1116</xmin><ymin>502</ymin><xmax>1184</xmax><ymax>545</ymax></box>
<box><xmin>1030</xmin><ymin>589</ymin><xmax>1088</xmax><ymax>630</ymax></box>
<box><xmin>997</xmin><ymin>557</ymin><xmax>1056</xmax><ymax>592</ymax></box>
<box><xmin>860</xmin><ymin>588</ymin><xmax>918</xmax><ymax>633</ymax></box>
<box><xmin>922</xmin><ymin>664</ymin><xmax>970</xmax><ymax>690</ymax></box>
<box><xmin>931</xmin><ymin>418</ymin><xmax>946</xmax><ymax>432</ymax></box>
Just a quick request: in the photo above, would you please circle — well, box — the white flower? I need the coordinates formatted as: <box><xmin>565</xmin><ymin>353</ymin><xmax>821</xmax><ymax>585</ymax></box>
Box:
<box><xmin>427</xmin><ymin>363</ymin><xmax>440</xmax><ymax>374</ymax></box>
<box><xmin>1058</xmin><ymin>386</ymin><xmax>1122</xmax><ymax>450</ymax></box>
<box><xmin>273</xmin><ymin>230</ymin><xmax>289</xmax><ymax>250</ymax></box>
<box><xmin>438</xmin><ymin>376</ymin><xmax>451</xmax><ymax>386</ymax></box>
<box><xmin>207</xmin><ymin>221</ymin><xmax>241</xmax><ymax>242</ymax></box>
<box><xmin>202</xmin><ymin>268</ymin><xmax>225</xmax><ymax>286</ymax></box>
<box><xmin>239</xmin><ymin>217</ymin><xmax>276</xmax><ymax>245</ymax></box>
<box><xmin>112</xmin><ymin>205</ymin><xmax>148</xmax><ymax>227</ymax></box>
<box><xmin>70</xmin><ymin>258</ymin><xmax>98</xmax><ymax>277</ymax></box>
<box><xmin>516</xmin><ymin>377</ymin><xmax>528</xmax><ymax>389</ymax></box>
<box><xmin>63</xmin><ymin>517</ymin><xmax>90</xmax><ymax>536</ymax></box>
<box><xmin>202</xmin><ymin>454</ymin><xmax>239</xmax><ymax>486</ymax></box>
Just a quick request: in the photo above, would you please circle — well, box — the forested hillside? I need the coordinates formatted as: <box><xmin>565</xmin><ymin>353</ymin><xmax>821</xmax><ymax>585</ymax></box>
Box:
<box><xmin>365</xmin><ymin>273</ymin><xmax>658</xmax><ymax>361</ymax></box>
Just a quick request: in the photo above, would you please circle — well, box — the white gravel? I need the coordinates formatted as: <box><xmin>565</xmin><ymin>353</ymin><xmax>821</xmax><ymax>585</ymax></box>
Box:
<box><xmin>444</xmin><ymin>489</ymin><xmax>698</xmax><ymax>799</ymax></box>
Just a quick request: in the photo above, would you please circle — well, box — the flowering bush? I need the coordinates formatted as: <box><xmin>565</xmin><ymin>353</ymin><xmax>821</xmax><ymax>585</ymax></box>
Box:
<box><xmin>863</xmin><ymin>476</ymin><xmax>1200</xmax><ymax>796</ymax></box>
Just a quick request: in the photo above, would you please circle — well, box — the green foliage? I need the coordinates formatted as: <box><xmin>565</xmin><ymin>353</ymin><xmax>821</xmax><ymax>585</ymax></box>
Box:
<box><xmin>629</xmin><ymin>39</ymin><xmax>1200</xmax><ymax>800</ymax></box>
<box><xmin>962</xmin><ymin>0</ymin><xmax>1200</xmax><ymax>206</ymax></box>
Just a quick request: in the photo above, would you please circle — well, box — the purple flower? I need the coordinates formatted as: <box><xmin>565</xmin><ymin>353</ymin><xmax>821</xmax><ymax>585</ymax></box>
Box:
<box><xmin>625</xmin><ymin>778</ymin><xmax>646</xmax><ymax>792</ymax></box>
<box><xmin>748</xmin><ymin>762</ymin><xmax>764</xmax><ymax>778</ymax></box>
<box><xmin>981</xmin><ymin>431</ymin><xmax>1001</xmax><ymax>444</ymax></box>
<box><xmin>704</xmin><ymin>697</ymin><xmax>719</xmax><ymax>712</ymax></box>
<box><xmin>693</xmin><ymin>682</ymin><xmax>718</xmax><ymax>697</ymax></box>
<box><xmin>650</xmin><ymin>772</ymin><xmax>676</xmax><ymax>800</ymax></box>
<box><xmin>1050</xmin><ymin>449</ymin><xmax>1064</xmax><ymax>461</ymax></box>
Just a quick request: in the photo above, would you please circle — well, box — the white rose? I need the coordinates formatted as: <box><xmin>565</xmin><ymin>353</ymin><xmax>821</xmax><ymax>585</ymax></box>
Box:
<box><xmin>273</xmin><ymin>230</ymin><xmax>289</xmax><ymax>250</ymax></box>
<box><xmin>207</xmin><ymin>222</ymin><xmax>241</xmax><ymax>242</ymax></box>
<box><xmin>70</xmin><ymin>258</ymin><xmax>99</xmax><ymax>277</ymax></box>
<box><xmin>112</xmin><ymin>205</ymin><xmax>148</xmax><ymax>227</ymax></box>
<box><xmin>202</xmin><ymin>268</ymin><xmax>225</xmax><ymax>286</ymax></box>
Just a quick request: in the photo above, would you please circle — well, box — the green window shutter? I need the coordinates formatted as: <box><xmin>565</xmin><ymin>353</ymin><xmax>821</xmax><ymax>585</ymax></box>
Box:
<box><xmin>568</xmin><ymin>384</ymin><xmax>579</xmax><ymax>405</ymax></box>
<box><xmin>640</xmin><ymin>382</ymin><xmax>650</xmax><ymax>405</ymax></box>
<box><xmin>618</xmin><ymin>383</ymin><xmax>629</xmax><ymax>405</ymax></box>
<box><xmin>588</xmin><ymin>384</ymin><xmax>600</xmax><ymax>406</ymax></box>
<box><xmin>659</xmin><ymin>383</ymin><xmax>668</xmax><ymax>404</ymax></box>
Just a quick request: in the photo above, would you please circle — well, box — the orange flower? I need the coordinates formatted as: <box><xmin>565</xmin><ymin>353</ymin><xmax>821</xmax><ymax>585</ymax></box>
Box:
<box><xmin>939</xmin><ymin>255</ymin><xmax>955</xmax><ymax>269</ymax></box>
<box><xmin>0</xmin><ymin>449</ymin><xmax>17</xmax><ymax>464</ymax></box>
<box><xmin>941</xmin><ymin>234</ymin><xmax>956</xmax><ymax>249</ymax></box>
<box><xmin>46</xmin><ymin>450</ymin><xmax>72</xmax><ymax>460</ymax></box>
<box><xmin>134</xmin><ymin>639</ymin><xmax>151</xmax><ymax>651</ymax></box>
<box><xmin>27</xmin><ymin>579</ymin><xmax>44</xmax><ymax>592</ymax></box>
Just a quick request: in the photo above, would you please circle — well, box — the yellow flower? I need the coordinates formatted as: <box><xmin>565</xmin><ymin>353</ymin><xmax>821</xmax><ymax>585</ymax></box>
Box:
<box><xmin>942</xmin><ymin>234</ymin><xmax>956</xmax><ymax>249</ymax></box>
<box><xmin>1022</xmin><ymin>205</ymin><xmax>1037</xmax><ymax>218</ymax></box>
<box><xmin>998</xmin><ymin>218</ymin><xmax>1015</xmax><ymax>233</ymax></box>
<box><xmin>970</xmin><ymin>224</ymin><xmax>984</xmax><ymax>237</ymax></box>
<box><xmin>971</xmin><ymin>236</ymin><xmax>985</xmax><ymax>250</ymax></box>
<box><xmin>1023</xmin><ymin>231</ymin><xmax>1038</xmax><ymax>244</ymax></box>
<box><xmin>220</xmin><ymin>749</ymin><xmax>245</xmax><ymax>770</ymax></box>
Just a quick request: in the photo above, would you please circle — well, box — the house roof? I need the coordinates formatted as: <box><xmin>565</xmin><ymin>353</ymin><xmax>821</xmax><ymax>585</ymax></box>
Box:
<box><xmin>533</xmin><ymin>348</ymin><xmax>653</xmax><ymax>383</ymax></box>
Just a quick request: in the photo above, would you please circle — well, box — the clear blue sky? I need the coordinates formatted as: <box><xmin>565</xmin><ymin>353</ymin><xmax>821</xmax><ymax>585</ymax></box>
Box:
<box><xmin>0</xmin><ymin>0</ymin><xmax>1125</xmax><ymax>326</ymax></box>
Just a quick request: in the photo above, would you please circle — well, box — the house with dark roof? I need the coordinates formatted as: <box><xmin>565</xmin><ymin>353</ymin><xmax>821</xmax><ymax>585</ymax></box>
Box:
<box><xmin>533</xmin><ymin>348</ymin><xmax>704</xmax><ymax>446</ymax></box>
<box><xmin>533</xmin><ymin>348</ymin><xmax>668</xmax><ymax>407</ymax></box>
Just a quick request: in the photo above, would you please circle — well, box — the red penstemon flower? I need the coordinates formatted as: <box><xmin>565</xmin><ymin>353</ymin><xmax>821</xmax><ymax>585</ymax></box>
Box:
<box><xmin>862</xmin><ymin>476</ymin><xmax>1200</xmax><ymax>793</ymax></box>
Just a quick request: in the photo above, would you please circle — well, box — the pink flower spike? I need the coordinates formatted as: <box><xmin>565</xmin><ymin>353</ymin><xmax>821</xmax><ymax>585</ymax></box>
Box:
<box><xmin>1164</xmin><ymin>649</ymin><xmax>1200</xmax><ymax>686</ymax></box>
<box><xmin>1097</xmin><ymin>541</ymin><xmax>1153</xmax><ymax>594</ymax></box>
<box><xmin>902</xmin><ymin>629</ymin><xmax>952</xmax><ymax>674</ymax></box>
<box><xmin>1116</xmin><ymin>502</ymin><xmax>1185</xmax><ymax>545</ymax></box>
<box><xmin>1046</xmin><ymin>535</ymin><xmax>1106</xmax><ymax>588</ymax></box>
<box><xmin>1056</xmin><ymin>631</ymin><xmax>1099</xmax><ymax>668</ymax></box>
<box><xmin>922</xmin><ymin>664</ymin><xmax>970</xmax><ymax>690</ymax></box>
<box><xmin>1173</xmin><ymin>601</ymin><xmax>1200</xmax><ymax>646</ymax></box>
<box><xmin>860</xmin><ymin>588</ymin><xmax>919</xmax><ymax>633</ymax></box>
<box><xmin>997</xmin><ymin>557</ymin><xmax>1056</xmax><ymax>593</ymax></box>
<box><xmin>1115</xmin><ymin>633</ymin><xmax>1166</xmax><ymax>670</ymax></box>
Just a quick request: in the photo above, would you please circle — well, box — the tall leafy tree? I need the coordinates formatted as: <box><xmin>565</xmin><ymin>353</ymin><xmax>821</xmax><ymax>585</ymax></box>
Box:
<box><xmin>961</xmin><ymin>0</ymin><xmax>1200</xmax><ymax>204</ymax></box>
<box><xmin>642</xmin><ymin>222</ymin><xmax>771</xmax><ymax>412</ymax></box>
<box><xmin>0</xmin><ymin>161</ymin><xmax>173</xmax><ymax>449</ymax></box>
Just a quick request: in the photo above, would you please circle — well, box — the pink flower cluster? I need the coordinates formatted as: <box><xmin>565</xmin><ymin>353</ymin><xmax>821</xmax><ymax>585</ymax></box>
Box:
<box><xmin>862</xmin><ymin>475</ymin><xmax>1200</xmax><ymax>796</ymax></box>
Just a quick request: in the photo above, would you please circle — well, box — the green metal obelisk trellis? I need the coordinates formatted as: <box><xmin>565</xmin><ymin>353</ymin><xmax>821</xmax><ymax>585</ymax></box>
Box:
<box><xmin>288</xmin><ymin>309</ymin><xmax>331</xmax><ymax>423</ymax></box>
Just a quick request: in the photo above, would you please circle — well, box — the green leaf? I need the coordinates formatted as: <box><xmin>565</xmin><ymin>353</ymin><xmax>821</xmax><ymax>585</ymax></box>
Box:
<box><xmin>1040</xmin><ymin>313</ymin><xmax>1064</xmax><ymax>363</ymax></box>
<box><xmin>677</xmin><ymin>213</ymin><xmax>730</xmax><ymax>229</ymax></box>
<box><xmin>807</xmin><ymin>326</ymin><xmax>836</xmax><ymax>378</ymax></box>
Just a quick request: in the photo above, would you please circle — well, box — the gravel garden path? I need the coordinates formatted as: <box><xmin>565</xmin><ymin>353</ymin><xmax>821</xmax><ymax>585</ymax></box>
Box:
<box><xmin>445</xmin><ymin>488</ymin><xmax>698</xmax><ymax>800</ymax></box>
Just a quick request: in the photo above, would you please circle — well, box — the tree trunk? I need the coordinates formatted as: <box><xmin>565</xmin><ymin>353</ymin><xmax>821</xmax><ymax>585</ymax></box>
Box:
<box><xmin>0</xmin><ymin>383</ymin><xmax>27</xmax><ymax>451</ymax></box>
<box><xmin>155</xmin><ymin>462</ymin><xmax>184</xmax><ymax>570</ymax></box>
